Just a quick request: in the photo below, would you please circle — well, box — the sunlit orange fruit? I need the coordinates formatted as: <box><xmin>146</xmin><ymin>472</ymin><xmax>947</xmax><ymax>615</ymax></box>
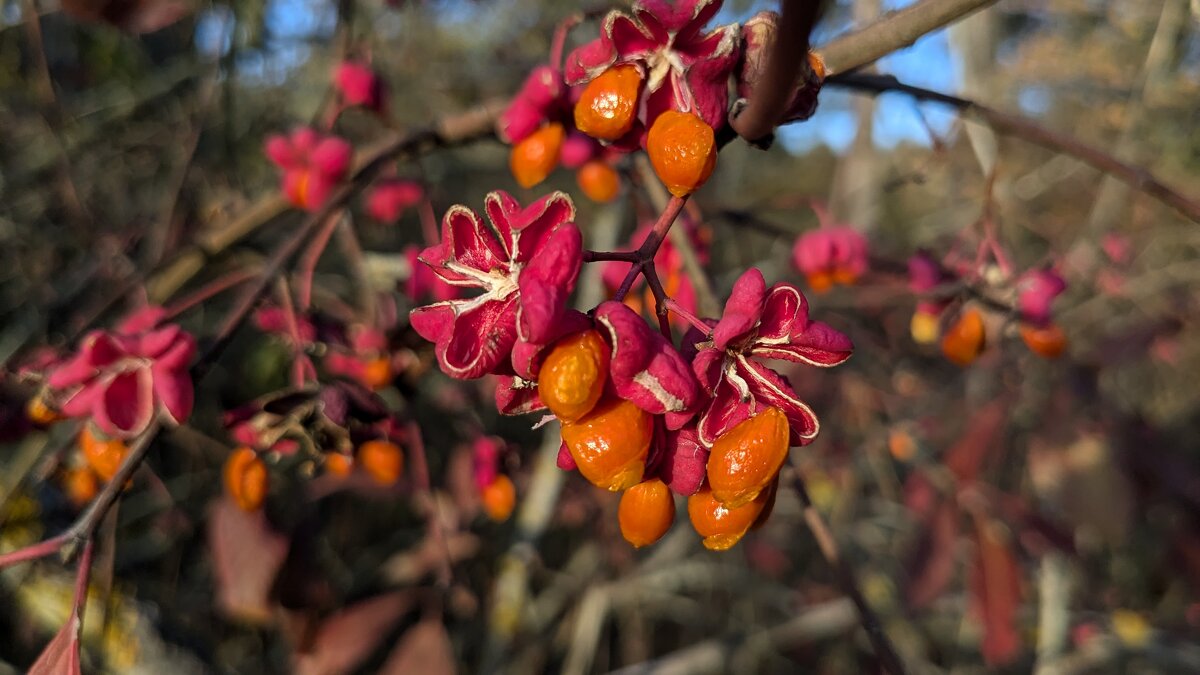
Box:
<box><xmin>707</xmin><ymin>407</ymin><xmax>790</xmax><ymax>508</ymax></box>
<box><xmin>646</xmin><ymin>111</ymin><xmax>718</xmax><ymax>198</ymax></box>
<box><xmin>360</xmin><ymin>356</ymin><xmax>393</xmax><ymax>390</ymax></box>
<box><xmin>618</xmin><ymin>478</ymin><xmax>676</xmax><ymax>548</ymax></box>
<box><xmin>560</xmin><ymin>396</ymin><xmax>653</xmax><ymax>491</ymax></box>
<box><xmin>538</xmin><ymin>330</ymin><xmax>610</xmax><ymax>423</ymax></box>
<box><xmin>576</xmin><ymin>160</ymin><xmax>620</xmax><ymax>203</ymax></box>
<box><xmin>510</xmin><ymin>123</ymin><xmax>565</xmax><ymax>189</ymax></box>
<box><xmin>26</xmin><ymin>396</ymin><xmax>62</xmax><ymax>426</ymax></box>
<box><xmin>910</xmin><ymin>309</ymin><xmax>940</xmax><ymax>345</ymax></box>
<box><xmin>481</xmin><ymin>474</ymin><xmax>517</xmax><ymax>522</ymax></box>
<box><xmin>79</xmin><ymin>426</ymin><xmax>129</xmax><ymax>482</ymax></box>
<box><xmin>358</xmin><ymin>439</ymin><xmax>405</xmax><ymax>486</ymax></box>
<box><xmin>325</xmin><ymin>452</ymin><xmax>354</xmax><ymax>477</ymax></box>
<box><xmin>687</xmin><ymin>482</ymin><xmax>772</xmax><ymax>551</ymax></box>
<box><xmin>1019</xmin><ymin>322</ymin><xmax>1067</xmax><ymax>359</ymax></box>
<box><xmin>224</xmin><ymin>447</ymin><xmax>269</xmax><ymax>512</ymax></box>
<box><xmin>573</xmin><ymin>64</ymin><xmax>642</xmax><ymax>141</ymax></box>
<box><xmin>63</xmin><ymin>467</ymin><xmax>99</xmax><ymax>509</ymax></box>
<box><xmin>941</xmin><ymin>308</ymin><xmax>986</xmax><ymax>366</ymax></box>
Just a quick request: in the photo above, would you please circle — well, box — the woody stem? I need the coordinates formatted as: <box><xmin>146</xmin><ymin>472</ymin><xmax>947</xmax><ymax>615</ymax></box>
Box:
<box><xmin>550</xmin><ymin>13</ymin><xmax>582</xmax><ymax>70</ymax></box>
<box><xmin>296</xmin><ymin>210</ymin><xmax>344</xmax><ymax>311</ymax></box>
<box><xmin>791</xmin><ymin>466</ymin><xmax>909</xmax><ymax>675</ymax></box>
<box><xmin>162</xmin><ymin>267</ymin><xmax>259</xmax><ymax>321</ymax></box>
<box><xmin>642</xmin><ymin>265</ymin><xmax>673</xmax><ymax>338</ymax></box>
<box><xmin>612</xmin><ymin>195</ymin><xmax>688</xmax><ymax>302</ymax></box>
<box><xmin>663</xmin><ymin>298</ymin><xmax>712</xmax><ymax>335</ymax></box>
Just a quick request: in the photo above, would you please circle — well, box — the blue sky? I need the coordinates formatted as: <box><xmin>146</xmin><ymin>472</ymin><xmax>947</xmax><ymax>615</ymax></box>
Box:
<box><xmin>196</xmin><ymin>0</ymin><xmax>967</xmax><ymax>152</ymax></box>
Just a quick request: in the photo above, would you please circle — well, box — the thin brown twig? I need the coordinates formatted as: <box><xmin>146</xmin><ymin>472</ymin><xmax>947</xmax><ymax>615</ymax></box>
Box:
<box><xmin>829</xmin><ymin>72</ymin><xmax>1200</xmax><ymax>224</ymax></box>
<box><xmin>819</xmin><ymin>0</ymin><xmax>999</xmax><ymax>75</ymax></box>
<box><xmin>790</xmin><ymin>466</ymin><xmax>909</xmax><ymax>675</ymax></box>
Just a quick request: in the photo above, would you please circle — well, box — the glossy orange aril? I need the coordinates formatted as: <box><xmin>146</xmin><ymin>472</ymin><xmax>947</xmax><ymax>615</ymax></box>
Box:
<box><xmin>831</xmin><ymin>266</ymin><xmax>859</xmax><ymax>286</ymax></box>
<box><xmin>560</xmin><ymin>396</ymin><xmax>653</xmax><ymax>492</ymax></box>
<box><xmin>706</xmin><ymin>407</ymin><xmax>790</xmax><ymax>508</ymax></box>
<box><xmin>63</xmin><ymin>467</ymin><xmax>99</xmax><ymax>509</ymax></box>
<box><xmin>646</xmin><ymin>110</ymin><xmax>717</xmax><ymax>198</ymax></box>
<box><xmin>79</xmin><ymin>426</ymin><xmax>128</xmax><ymax>482</ymax></box>
<box><xmin>1020</xmin><ymin>322</ymin><xmax>1067</xmax><ymax>359</ymax></box>
<box><xmin>576</xmin><ymin>160</ymin><xmax>620</xmax><ymax>203</ymax></box>
<box><xmin>618</xmin><ymin>478</ymin><xmax>676</xmax><ymax>548</ymax></box>
<box><xmin>510</xmin><ymin>122</ymin><xmax>565</xmax><ymax>189</ymax></box>
<box><xmin>224</xmin><ymin>447</ymin><xmax>268</xmax><ymax>512</ymax></box>
<box><xmin>806</xmin><ymin>271</ymin><xmax>834</xmax><ymax>294</ymax></box>
<box><xmin>358</xmin><ymin>439</ymin><xmax>405</xmax><ymax>485</ymax></box>
<box><xmin>910</xmin><ymin>309</ymin><xmax>940</xmax><ymax>345</ymax></box>
<box><xmin>687</xmin><ymin>482</ymin><xmax>772</xmax><ymax>551</ymax></box>
<box><xmin>26</xmin><ymin>396</ymin><xmax>62</xmax><ymax>426</ymax></box>
<box><xmin>481</xmin><ymin>474</ymin><xmax>517</xmax><ymax>522</ymax></box>
<box><xmin>325</xmin><ymin>452</ymin><xmax>354</xmax><ymax>477</ymax></box>
<box><xmin>360</xmin><ymin>356</ymin><xmax>393</xmax><ymax>391</ymax></box>
<box><xmin>941</xmin><ymin>308</ymin><xmax>986</xmax><ymax>366</ymax></box>
<box><xmin>538</xmin><ymin>330</ymin><xmax>610</xmax><ymax>423</ymax></box>
<box><xmin>574</xmin><ymin>64</ymin><xmax>642</xmax><ymax>141</ymax></box>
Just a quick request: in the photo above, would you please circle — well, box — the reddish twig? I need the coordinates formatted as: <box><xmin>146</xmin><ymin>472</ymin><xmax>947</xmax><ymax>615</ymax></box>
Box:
<box><xmin>405</xmin><ymin>421</ymin><xmax>454</xmax><ymax>588</ymax></box>
<box><xmin>161</xmin><ymin>267</ymin><xmax>259</xmax><ymax>321</ymax></box>
<box><xmin>296</xmin><ymin>211</ymin><xmax>344</xmax><ymax>311</ymax></box>
<box><xmin>663</xmin><ymin>298</ymin><xmax>712</xmax><ymax>335</ymax></box>
<box><xmin>612</xmin><ymin>195</ymin><xmax>689</xmax><ymax>302</ymax></box>
<box><xmin>642</xmin><ymin>264</ymin><xmax>673</xmax><ymax>339</ymax></box>
<box><xmin>791</xmin><ymin>466</ymin><xmax>909</xmax><ymax>675</ymax></box>
<box><xmin>581</xmin><ymin>250</ymin><xmax>639</xmax><ymax>263</ymax></box>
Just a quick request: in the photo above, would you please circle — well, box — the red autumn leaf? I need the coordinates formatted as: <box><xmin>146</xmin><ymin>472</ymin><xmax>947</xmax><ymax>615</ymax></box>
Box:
<box><xmin>28</xmin><ymin>617</ymin><xmax>82</xmax><ymax>675</ymax></box>
<box><xmin>293</xmin><ymin>591</ymin><xmax>416</xmax><ymax>675</ymax></box>
<box><xmin>380</xmin><ymin>619</ymin><xmax>457</xmax><ymax>675</ymax></box>
<box><xmin>905</xmin><ymin>499</ymin><xmax>960</xmax><ymax>609</ymax></box>
<box><xmin>208</xmin><ymin>496</ymin><xmax>290</xmax><ymax>625</ymax></box>
<box><xmin>944</xmin><ymin>399</ymin><xmax>1008</xmax><ymax>483</ymax></box>
<box><xmin>970</xmin><ymin>516</ymin><xmax>1022</xmax><ymax>666</ymax></box>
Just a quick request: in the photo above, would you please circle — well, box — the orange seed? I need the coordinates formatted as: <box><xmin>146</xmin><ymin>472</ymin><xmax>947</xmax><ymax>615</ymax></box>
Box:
<box><xmin>224</xmin><ymin>447</ymin><xmax>269</xmax><ymax>512</ymax></box>
<box><xmin>574</xmin><ymin>64</ymin><xmax>642</xmax><ymax>141</ymax></box>
<box><xmin>706</xmin><ymin>407</ymin><xmax>790</xmax><ymax>508</ymax></box>
<box><xmin>510</xmin><ymin>123</ymin><xmax>565</xmax><ymax>189</ymax></box>
<box><xmin>538</xmin><ymin>330</ymin><xmax>610</xmax><ymax>423</ymax></box>
<box><xmin>358</xmin><ymin>439</ymin><xmax>405</xmax><ymax>485</ymax></box>
<box><xmin>618</xmin><ymin>478</ymin><xmax>676</xmax><ymax>548</ymax></box>
<box><xmin>646</xmin><ymin>110</ymin><xmax>717</xmax><ymax>198</ymax></box>
<box><xmin>481</xmin><ymin>474</ymin><xmax>517</xmax><ymax>522</ymax></box>
<box><xmin>941</xmin><ymin>308</ymin><xmax>986</xmax><ymax>366</ymax></box>
<box><xmin>560</xmin><ymin>396</ymin><xmax>653</xmax><ymax>491</ymax></box>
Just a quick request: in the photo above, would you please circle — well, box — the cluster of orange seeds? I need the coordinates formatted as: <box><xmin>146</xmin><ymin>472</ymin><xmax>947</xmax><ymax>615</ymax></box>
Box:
<box><xmin>573</xmin><ymin>65</ymin><xmax>718</xmax><ymax>198</ymax></box>
<box><xmin>937</xmin><ymin>307</ymin><xmax>1068</xmax><ymax>366</ymax></box>
<box><xmin>539</xmin><ymin>332</ymin><xmax>790</xmax><ymax>550</ymax></box>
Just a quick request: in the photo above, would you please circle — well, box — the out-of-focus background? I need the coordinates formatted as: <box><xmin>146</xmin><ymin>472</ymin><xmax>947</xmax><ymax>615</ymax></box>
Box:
<box><xmin>1</xmin><ymin>0</ymin><xmax>1200</xmax><ymax>673</ymax></box>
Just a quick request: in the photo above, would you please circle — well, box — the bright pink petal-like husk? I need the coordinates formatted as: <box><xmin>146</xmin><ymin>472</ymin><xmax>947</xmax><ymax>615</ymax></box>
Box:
<box><xmin>95</xmin><ymin>368</ymin><xmax>155</xmax><ymax>438</ymax></box>
<box><xmin>564</xmin><ymin>38</ymin><xmax>616</xmax><ymax>85</ymax></box>
<box><xmin>755</xmin><ymin>283</ymin><xmax>809</xmax><ymax>342</ymax></box>
<box><xmin>555</xmin><ymin>440</ymin><xmax>578</xmax><ymax>470</ymax></box>
<box><xmin>713</xmin><ymin>268</ymin><xmax>766</xmax><ymax>350</ymax></box>
<box><xmin>662</xmin><ymin>426</ymin><xmax>707</xmax><ymax>496</ymax></box>
<box><xmin>738</xmin><ymin>357</ymin><xmax>819</xmax><ymax>445</ymax></box>
<box><xmin>495</xmin><ymin>376</ymin><xmax>546</xmax><ymax>415</ymax></box>
<box><xmin>153</xmin><ymin>363</ymin><xmax>194</xmax><ymax>426</ymax></box>
<box><xmin>595</xmin><ymin>302</ymin><xmax>701</xmax><ymax>417</ymax></box>
<box><xmin>751</xmin><ymin>319</ymin><xmax>852</xmax><ymax>367</ymax></box>
<box><xmin>439</xmin><ymin>297</ymin><xmax>520</xmax><ymax>379</ymax></box>
<box><xmin>509</xmin><ymin>191</ymin><xmax>576</xmax><ymax>265</ymax></box>
<box><xmin>516</xmin><ymin>224</ymin><xmax>582</xmax><ymax>344</ymax></box>
<box><xmin>264</xmin><ymin>135</ymin><xmax>296</xmax><ymax>168</ymax></box>
<box><xmin>311</xmin><ymin>137</ymin><xmax>353</xmax><ymax>181</ymax></box>
<box><xmin>334</xmin><ymin>61</ymin><xmax>382</xmax><ymax>109</ymax></box>
<box><xmin>519</xmin><ymin>65</ymin><xmax>564</xmax><ymax>110</ymax></box>
<box><xmin>696</xmin><ymin>372</ymin><xmax>753</xmax><ymax>447</ymax></box>
<box><xmin>366</xmin><ymin>179</ymin><xmax>423</xmax><ymax>222</ymax></box>
<box><xmin>559</xmin><ymin>132</ymin><xmax>599</xmax><ymax>169</ymax></box>
<box><xmin>497</xmin><ymin>98</ymin><xmax>548</xmax><ymax>145</ymax></box>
